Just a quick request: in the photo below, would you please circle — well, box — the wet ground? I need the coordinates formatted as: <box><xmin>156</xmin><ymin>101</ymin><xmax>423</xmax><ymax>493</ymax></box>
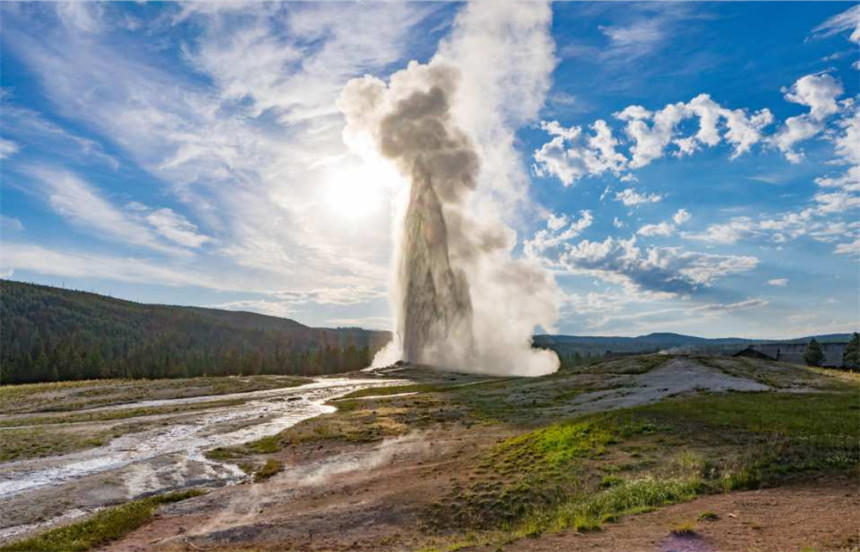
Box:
<box><xmin>0</xmin><ymin>376</ymin><xmax>403</xmax><ymax>542</ymax></box>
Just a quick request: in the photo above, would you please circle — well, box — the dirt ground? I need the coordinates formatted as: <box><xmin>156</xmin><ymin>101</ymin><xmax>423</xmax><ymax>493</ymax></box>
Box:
<box><xmin>101</xmin><ymin>425</ymin><xmax>504</xmax><ymax>552</ymax></box>
<box><xmin>100</xmin><ymin>432</ymin><xmax>860</xmax><ymax>552</ymax></box>
<box><xmin>494</xmin><ymin>476</ymin><xmax>860</xmax><ymax>552</ymax></box>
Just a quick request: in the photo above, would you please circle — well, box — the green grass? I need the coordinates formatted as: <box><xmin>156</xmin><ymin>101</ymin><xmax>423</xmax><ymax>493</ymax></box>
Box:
<box><xmin>0</xmin><ymin>489</ymin><xmax>205</xmax><ymax>552</ymax></box>
<box><xmin>254</xmin><ymin>459</ymin><xmax>284</xmax><ymax>482</ymax></box>
<box><xmin>0</xmin><ymin>427</ymin><xmax>118</xmax><ymax>462</ymax></box>
<box><xmin>635</xmin><ymin>391</ymin><xmax>858</xmax><ymax>442</ymax></box>
<box><xmin>670</xmin><ymin>520</ymin><xmax>698</xmax><ymax>536</ymax></box>
<box><xmin>697</xmin><ymin>511</ymin><xmax>719</xmax><ymax>521</ymax></box>
<box><xmin>426</xmin><ymin>390</ymin><xmax>859</xmax><ymax>542</ymax></box>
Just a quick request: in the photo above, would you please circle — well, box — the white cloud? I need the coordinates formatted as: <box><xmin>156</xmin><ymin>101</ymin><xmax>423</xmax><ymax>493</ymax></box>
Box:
<box><xmin>2</xmin><ymin>3</ymin><xmax>433</xmax><ymax>295</ymax></box>
<box><xmin>772</xmin><ymin>74</ymin><xmax>845</xmax><ymax>163</ymax></box>
<box><xmin>533</xmin><ymin>119</ymin><xmax>627</xmax><ymax>186</ymax></box>
<box><xmin>145</xmin><ymin>208</ymin><xmax>212</xmax><ymax>248</ymax></box>
<box><xmin>637</xmin><ymin>209</ymin><xmax>692</xmax><ymax>238</ymax></box>
<box><xmin>24</xmin><ymin>166</ymin><xmax>189</xmax><ymax>255</ymax></box>
<box><xmin>524</xmin><ymin>210</ymin><xmax>593</xmax><ymax>256</ymax></box>
<box><xmin>0</xmin><ymin>138</ymin><xmax>20</xmax><ymax>159</ymax></box>
<box><xmin>0</xmin><ymin>243</ymin><xmax>220</xmax><ymax>289</ymax></box>
<box><xmin>55</xmin><ymin>2</ymin><xmax>104</xmax><ymax>34</ymax></box>
<box><xmin>767</xmin><ymin>278</ymin><xmax>789</xmax><ymax>287</ymax></box>
<box><xmin>531</xmin><ymin>234</ymin><xmax>758</xmax><ymax>296</ymax></box>
<box><xmin>614</xmin><ymin>188</ymin><xmax>662</xmax><ymax>206</ymax></box>
<box><xmin>835</xmin><ymin>237</ymin><xmax>860</xmax><ymax>256</ymax></box>
<box><xmin>815</xmin><ymin>104</ymin><xmax>860</xmax><ymax>193</ymax></box>
<box><xmin>811</xmin><ymin>5</ymin><xmax>860</xmax><ymax>45</ymax></box>
<box><xmin>682</xmin><ymin>217</ymin><xmax>757</xmax><ymax>245</ymax></box>
<box><xmin>672</xmin><ymin>208</ymin><xmax>692</xmax><ymax>225</ymax></box>
<box><xmin>0</xmin><ymin>98</ymin><xmax>118</xmax><ymax>168</ymax></box>
<box><xmin>0</xmin><ymin>215</ymin><xmax>24</xmax><ymax>232</ymax></box>
<box><xmin>213</xmin><ymin>286</ymin><xmax>387</xmax><ymax>319</ymax></box>
<box><xmin>637</xmin><ymin>221</ymin><xmax>674</xmax><ymax>237</ymax></box>
<box><xmin>783</xmin><ymin>73</ymin><xmax>844</xmax><ymax>121</ymax></box>
<box><xmin>535</xmin><ymin>91</ymin><xmax>772</xmax><ymax>184</ymax></box>
<box><xmin>613</xmin><ymin>217</ymin><xmax>625</xmax><ymax>229</ymax></box>
<box><xmin>692</xmin><ymin>298</ymin><xmax>768</xmax><ymax>313</ymax></box>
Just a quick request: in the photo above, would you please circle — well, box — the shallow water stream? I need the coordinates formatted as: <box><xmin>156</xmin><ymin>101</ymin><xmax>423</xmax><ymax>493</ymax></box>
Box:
<box><xmin>0</xmin><ymin>376</ymin><xmax>402</xmax><ymax>542</ymax></box>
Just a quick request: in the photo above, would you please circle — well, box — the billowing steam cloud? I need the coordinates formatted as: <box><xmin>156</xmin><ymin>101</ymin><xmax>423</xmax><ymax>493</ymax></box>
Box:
<box><xmin>338</xmin><ymin>2</ymin><xmax>560</xmax><ymax>376</ymax></box>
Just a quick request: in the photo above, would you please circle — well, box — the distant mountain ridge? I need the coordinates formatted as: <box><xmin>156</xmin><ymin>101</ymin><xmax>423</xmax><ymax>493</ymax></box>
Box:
<box><xmin>534</xmin><ymin>331</ymin><xmax>853</xmax><ymax>357</ymax></box>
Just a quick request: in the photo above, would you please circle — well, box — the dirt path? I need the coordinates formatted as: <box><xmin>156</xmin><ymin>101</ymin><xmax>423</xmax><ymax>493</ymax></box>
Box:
<box><xmin>496</xmin><ymin>476</ymin><xmax>860</xmax><ymax>552</ymax></box>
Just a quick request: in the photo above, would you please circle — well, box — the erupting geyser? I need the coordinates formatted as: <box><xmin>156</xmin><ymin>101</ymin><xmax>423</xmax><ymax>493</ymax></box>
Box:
<box><xmin>339</xmin><ymin>2</ymin><xmax>560</xmax><ymax>376</ymax></box>
<box><xmin>378</xmin><ymin>70</ymin><xmax>477</xmax><ymax>365</ymax></box>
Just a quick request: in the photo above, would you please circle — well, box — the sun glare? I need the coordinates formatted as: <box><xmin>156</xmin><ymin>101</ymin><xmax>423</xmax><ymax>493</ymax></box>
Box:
<box><xmin>322</xmin><ymin>160</ymin><xmax>401</xmax><ymax>219</ymax></box>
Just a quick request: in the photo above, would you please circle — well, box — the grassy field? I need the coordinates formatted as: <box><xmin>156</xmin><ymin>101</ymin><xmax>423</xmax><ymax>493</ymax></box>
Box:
<box><xmin>0</xmin><ymin>490</ymin><xmax>205</xmax><ymax>552</ymax></box>
<box><xmin>425</xmin><ymin>390</ymin><xmax>858</xmax><ymax>540</ymax></box>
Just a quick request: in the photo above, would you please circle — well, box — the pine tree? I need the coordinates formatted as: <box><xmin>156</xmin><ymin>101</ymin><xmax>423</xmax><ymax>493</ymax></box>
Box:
<box><xmin>803</xmin><ymin>338</ymin><xmax>824</xmax><ymax>367</ymax></box>
<box><xmin>843</xmin><ymin>333</ymin><xmax>859</xmax><ymax>371</ymax></box>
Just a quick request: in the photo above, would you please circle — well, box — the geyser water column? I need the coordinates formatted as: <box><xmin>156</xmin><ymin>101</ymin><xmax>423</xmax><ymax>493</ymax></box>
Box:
<box><xmin>356</xmin><ymin>64</ymin><xmax>478</xmax><ymax>366</ymax></box>
<box><xmin>340</xmin><ymin>49</ymin><xmax>561</xmax><ymax>376</ymax></box>
<box><xmin>398</xmin><ymin>163</ymin><xmax>474</xmax><ymax>364</ymax></box>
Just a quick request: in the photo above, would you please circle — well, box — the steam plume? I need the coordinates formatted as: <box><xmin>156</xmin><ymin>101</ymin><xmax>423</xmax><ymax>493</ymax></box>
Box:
<box><xmin>339</xmin><ymin>2</ymin><xmax>560</xmax><ymax>376</ymax></box>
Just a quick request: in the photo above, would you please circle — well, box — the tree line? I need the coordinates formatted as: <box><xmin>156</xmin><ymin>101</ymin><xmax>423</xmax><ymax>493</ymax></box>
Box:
<box><xmin>0</xmin><ymin>280</ymin><xmax>388</xmax><ymax>385</ymax></box>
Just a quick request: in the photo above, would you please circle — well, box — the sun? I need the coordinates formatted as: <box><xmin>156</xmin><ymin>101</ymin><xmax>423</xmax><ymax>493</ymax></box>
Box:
<box><xmin>322</xmin><ymin>159</ymin><xmax>402</xmax><ymax>219</ymax></box>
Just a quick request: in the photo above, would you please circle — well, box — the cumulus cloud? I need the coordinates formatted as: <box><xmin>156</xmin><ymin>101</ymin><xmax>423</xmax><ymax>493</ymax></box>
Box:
<box><xmin>529</xmin><ymin>233</ymin><xmax>758</xmax><ymax>296</ymax></box>
<box><xmin>637</xmin><ymin>208</ymin><xmax>692</xmax><ymax>238</ymax></box>
<box><xmin>772</xmin><ymin>74</ymin><xmax>845</xmax><ymax>163</ymax></box>
<box><xmin>615</xmin><ymin>188</ymin><xmax>662</xmax><ymax>206</ymax></box>
<box><xmin>783</xmin><ymin>73</ymin><xmax>844</xmax><ymax>121</ymax></box>
<box><xmin>531</xmin><ymin>70</ymin><xmax>851</xmax><ymax>186</ymax></box>
<box><xmin>534</xmin><ymin>91</ymin><xmax>773</xmax><ymax>184</ymax></box>
<box><xmin>672</xmin><ymin>209</ymin><xmax>692</xmax><ymax>225</ymax></box>
<box><xmin>524</xmin><ymin>210</ymin><xmax>593</xmax><ymax>256</ymax></box>
<box><xmin>682</xmin><ymin>217</ymin><xmax>758</xmax><ymax>245</ymax></box>
<box><xmin>637</xmin><ymin>221</ymin><xmax>674</xmax><ymax>237</ymax></box>
<box><xmin>533</xmin><ymin>119</ymin><xmax>626</xmax><ymax>185</ymax></box>
<box><xmin>767</xmin><ymin>278</ymin><xmax>789</xmax><ymax>287</ymax></box>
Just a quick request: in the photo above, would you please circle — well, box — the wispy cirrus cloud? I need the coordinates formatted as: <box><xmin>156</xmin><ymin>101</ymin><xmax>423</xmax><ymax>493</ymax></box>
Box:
<box><xmin>23</xmin><ymin>166</ymin><xmax>201</xmax><ymax>255</ymax></box>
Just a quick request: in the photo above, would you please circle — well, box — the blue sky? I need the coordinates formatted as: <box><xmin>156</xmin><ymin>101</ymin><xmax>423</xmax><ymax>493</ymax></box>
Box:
<box><xmin>1</xmin><ymin>1</ymin><xmax>858</xmax><ymax>339</ymax></box>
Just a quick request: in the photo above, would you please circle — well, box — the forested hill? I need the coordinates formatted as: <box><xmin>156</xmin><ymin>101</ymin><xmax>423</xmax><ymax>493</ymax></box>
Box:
<box><xmin>0</xmin><ymin>280</ymin><xmax>390</xmax><ymax>384</ymax></box>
